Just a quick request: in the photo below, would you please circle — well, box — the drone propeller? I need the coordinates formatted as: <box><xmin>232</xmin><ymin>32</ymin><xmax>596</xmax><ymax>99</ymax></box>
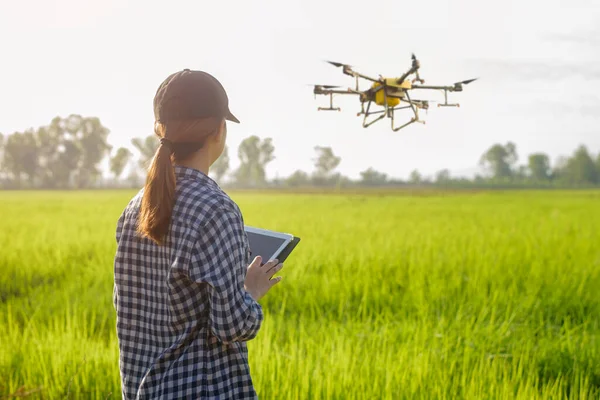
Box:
<box><xmin>326</xmin><ymin>60</ymin><xmax>351</xmax><ymax>68</ymax></box>
<box><xmin>309</xmin><ymin>84</ymin><xmax>341</xmax><ymax>88</ymax></box>
<box><xmin>455</xmin><ymin>78</ymin><xmax>478</xmax><ymax>85</ymax></box>
<box><xmin>451</xmin><ymin>77</ymin><xmax>478</xmax><ymax>92</ymax></box>
<box><xmin>411</xmin><ymin>53</ymin><xmax>420</xmax><ymax>69</ymax></box>
<box><xmin>310</xmin><ymin>84</ymin><xmax>343</xmax><ymax>99</ymax></box>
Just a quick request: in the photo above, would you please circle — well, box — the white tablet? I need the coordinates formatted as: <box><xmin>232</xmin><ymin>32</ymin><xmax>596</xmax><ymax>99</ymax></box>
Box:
<box><xmin>244</xmin><ymin>226</ymin><xmax>300</xmax><ymax>263</ymax></box>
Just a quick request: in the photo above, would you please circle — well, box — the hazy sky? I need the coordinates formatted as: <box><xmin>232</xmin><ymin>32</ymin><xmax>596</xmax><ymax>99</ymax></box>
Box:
<box><xmin>1</xmin><ymin>0</ymin><xmax>598</xmax><ymax>180</ymax></box>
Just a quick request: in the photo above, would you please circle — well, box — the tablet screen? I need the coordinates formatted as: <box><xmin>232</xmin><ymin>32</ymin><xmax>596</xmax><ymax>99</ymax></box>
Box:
<box><xmin>245</xmin><ymin>230</ymin><xmax>290</xmax><ymax>262</ymax></box>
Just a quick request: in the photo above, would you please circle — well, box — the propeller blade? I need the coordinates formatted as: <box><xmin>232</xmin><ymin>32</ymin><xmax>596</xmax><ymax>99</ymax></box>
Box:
<box><xmin>456</xmin><ymin>78</ymin><xmax>478</xmax><ymax>85</ymax></box>
<box><xmin>411</xmin><ymin>53</ymin><xmax>420</xmax><ymax>68</ymax></box>
<box><xmin>313</xmin><ymin>84</ymin><xmax>341</xmax><ymax>88</ymax></box>
<box><xmin>326</xmin><ymin>60</ymin><xmax>351</xmax><ymax>68</ymax></box>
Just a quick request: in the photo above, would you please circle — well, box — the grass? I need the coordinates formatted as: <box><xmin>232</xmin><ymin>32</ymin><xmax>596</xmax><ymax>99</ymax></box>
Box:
<box><xmin>1</xmin><ymin>189</ymin><xmax>599</xmax><ymax>399</ymax></box>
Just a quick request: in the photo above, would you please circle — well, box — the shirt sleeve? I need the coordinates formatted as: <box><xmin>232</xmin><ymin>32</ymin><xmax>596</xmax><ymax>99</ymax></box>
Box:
<box><xmin>188</xmin><ymin>209</ymin><xmax>263</xmax><ymax>344</ymax></box>
<box><xmin>116</xmin><ymin>209</ymin><xmax>125</xmax><ymax>244</ymax></box>
<box><xmin>113</xmin><ymin>210</ymin><xmax>125</xmax><ymax>311</ymax></box>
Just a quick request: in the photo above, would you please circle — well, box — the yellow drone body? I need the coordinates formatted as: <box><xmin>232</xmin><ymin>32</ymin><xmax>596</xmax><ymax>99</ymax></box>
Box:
<box><xmin>371</xmin><ymin>78</ymin><xmax>412</xmax><ymax>107</ymax></box>
<box><xmin>388</xmin><ymin>77</ymin><xmax>413</xmax><ymax>89</ymax></box>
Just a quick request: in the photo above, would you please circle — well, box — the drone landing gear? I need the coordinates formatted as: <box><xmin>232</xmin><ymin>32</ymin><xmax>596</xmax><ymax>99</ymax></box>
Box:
<box><xmin>390</xmin><ymin>108</ymin><xmax>425</xmax><ymax>132</ymax></box>
<box><xmin>358</xmin><ymin>90</ymin><xmax>425</xmax><ymax>132</ymax></box>
<box><xmin>437</xmin><ymin>89</ymin><xmax>460</xmax><ymax>107</ymax></box>
<box><xmin>393</xmin><ymin>91</ymin><xmax>425</xmax><ymax>131</ymax></box>
<box><xmin>358</xmin><ymin>102</ymin><xmax>425</xmax><ymax>131</ymax></box>
<box><xmin>359</xmin><ymin>87</ymin><xmax>399</xmax><ymax>128</ymax></box>
<box><xmin>317</xmin><ymin>93</ymin><xmax>341</xmax><ymax>111</ymax></box>
<box><xmin>358</xmin><ymin>100</ymin><xmax>386</xmax><ymax>127</ymax></box>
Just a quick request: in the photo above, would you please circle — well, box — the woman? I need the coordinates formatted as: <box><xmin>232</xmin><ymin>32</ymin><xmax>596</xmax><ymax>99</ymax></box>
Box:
<box><xmin>113</xmin><ymin>69</ymin><xmax>283</xmax><ymax>399</ymax></box>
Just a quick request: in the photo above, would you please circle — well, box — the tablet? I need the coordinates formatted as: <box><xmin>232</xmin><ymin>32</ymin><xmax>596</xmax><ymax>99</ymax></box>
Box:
<box><xmin>244</xmin><ymin>226</ymin><xmax>300</xmax><ymax>263</ymax></box>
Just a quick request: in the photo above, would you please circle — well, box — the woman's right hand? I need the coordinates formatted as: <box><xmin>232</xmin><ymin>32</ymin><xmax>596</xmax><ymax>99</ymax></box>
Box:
<box><xmin>244</xmin><ymin>256</ymin><xmax>284</xmax><ymax>301</ymax></box>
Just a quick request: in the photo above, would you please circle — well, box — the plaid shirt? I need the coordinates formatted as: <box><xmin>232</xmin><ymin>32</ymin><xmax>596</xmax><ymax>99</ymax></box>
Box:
<box><xmin>113</xmin><ymin>165</ymin><xmax>263</xmax><ymax>399</ymax></box>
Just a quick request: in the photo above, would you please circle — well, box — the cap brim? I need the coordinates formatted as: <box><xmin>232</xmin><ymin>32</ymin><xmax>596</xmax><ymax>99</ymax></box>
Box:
<box><xmin>225</xmin><ymin>109</ymin><xmax>240</xmax><ymax>123</ymax></box>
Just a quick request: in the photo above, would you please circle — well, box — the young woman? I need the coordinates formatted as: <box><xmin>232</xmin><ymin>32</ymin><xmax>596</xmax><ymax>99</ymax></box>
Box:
<box><xmin>113</xmin><ymin>69</ymin><xmax>283</xmax><ymax>399</ymax></box>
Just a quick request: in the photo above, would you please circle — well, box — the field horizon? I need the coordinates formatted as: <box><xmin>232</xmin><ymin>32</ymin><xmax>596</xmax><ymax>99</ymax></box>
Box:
<box><xmin>1</xmin><ymin>189</ymin><xmax>599</xmax><ymax>399</ymax></box>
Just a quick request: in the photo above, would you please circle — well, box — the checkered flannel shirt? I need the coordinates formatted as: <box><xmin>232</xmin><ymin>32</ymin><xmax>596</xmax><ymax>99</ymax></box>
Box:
<box><xmin>113</xmin><ymin>165</ymin><xmax>263</xmax><ymax>399</ymax></box>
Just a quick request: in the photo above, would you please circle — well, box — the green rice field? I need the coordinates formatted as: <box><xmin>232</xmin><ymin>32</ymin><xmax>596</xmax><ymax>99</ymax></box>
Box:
<box><xmin>1</xmin><ymin>189</ymin><xmax>599</xmax><ymax>399</ymax></box>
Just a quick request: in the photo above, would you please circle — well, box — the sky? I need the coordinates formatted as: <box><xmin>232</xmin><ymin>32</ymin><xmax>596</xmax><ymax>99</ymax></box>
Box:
<box><xmin>0</xmin><ymin>0</ymin><xmax>599</xmax><ymax>181</ymax></box>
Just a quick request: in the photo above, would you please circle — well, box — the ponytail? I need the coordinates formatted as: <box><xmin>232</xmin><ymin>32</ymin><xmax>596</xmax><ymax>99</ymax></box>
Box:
<box><xmin>136</xmin><ymin>117</ymin><xmax>222</xmax><ymax>245</ymax></box>
<box><xmin>137</xmin><ymin>124</ymin><xmax>176</xmax><ymax>245</ymax></box>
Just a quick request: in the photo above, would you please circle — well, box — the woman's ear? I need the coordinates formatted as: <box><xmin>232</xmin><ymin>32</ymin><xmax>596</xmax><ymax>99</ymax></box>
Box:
<box><xmin>207</xmin><ymin>119</ymin><xmax>225</xmax><ymax>142</ymax></box>
<box><xmin>218</xmin><ymin>119</ymin><xmax>227</xmax><ymax>142</ymax></box>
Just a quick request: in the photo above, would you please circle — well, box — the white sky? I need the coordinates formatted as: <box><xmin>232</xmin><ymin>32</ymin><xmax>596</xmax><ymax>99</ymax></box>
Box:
<box><xmin>0</xmin><ymin>0</ymin><xmax>599</xmax><ymax>180</ymax></box>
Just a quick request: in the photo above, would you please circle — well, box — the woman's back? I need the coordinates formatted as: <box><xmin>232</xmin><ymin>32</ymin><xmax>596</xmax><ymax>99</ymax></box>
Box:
<box><xmin>113</xmin><ymin>165</ymin><xmax>263</xmax><ymax>399</ymax></box>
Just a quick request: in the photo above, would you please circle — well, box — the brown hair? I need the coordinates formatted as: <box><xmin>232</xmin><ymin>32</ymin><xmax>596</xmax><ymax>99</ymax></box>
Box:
<box><xmin>136</xmin><ymin>117</ymin><xmax>222</xmax><ymax>245</ymax></box>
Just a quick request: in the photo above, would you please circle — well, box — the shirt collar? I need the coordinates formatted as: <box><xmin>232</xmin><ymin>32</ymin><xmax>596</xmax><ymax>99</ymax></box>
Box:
<box><xmin>174</xmin><ymin>165</ymin><xmax>219</xmax><ymax>189</ymax></box>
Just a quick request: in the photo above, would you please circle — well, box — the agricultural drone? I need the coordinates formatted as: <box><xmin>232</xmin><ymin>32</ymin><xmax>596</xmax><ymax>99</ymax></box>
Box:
<box><xmin>311</xmin><ymin>54</ymin><xmax>477</xmax><ymax>131</ymax></box>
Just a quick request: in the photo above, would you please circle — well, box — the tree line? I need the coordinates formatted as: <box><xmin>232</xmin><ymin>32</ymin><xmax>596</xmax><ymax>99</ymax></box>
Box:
<box><xmin>1</xmin><ymin>114</ymin><xmax>599</xmax><ymax>190</ymax></box>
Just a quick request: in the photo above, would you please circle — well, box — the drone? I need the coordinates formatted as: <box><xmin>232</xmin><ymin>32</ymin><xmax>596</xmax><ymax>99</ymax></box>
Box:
<box><xmin>311</xmin><ymin>54</ymin><xmax>477</xmax><ymax>131</ymax></box>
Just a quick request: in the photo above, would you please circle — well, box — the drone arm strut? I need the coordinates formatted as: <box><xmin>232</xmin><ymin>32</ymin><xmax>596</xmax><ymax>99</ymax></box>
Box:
<box><xmin>351</xmin><ymin>70</ymin><xmax>380</xmax><ymax>83</ymax></box>
<box><xmin>437</xmin><ymin>89</ymin><xmax>460</xmax><ymax>107</ymax></box>
<box><xmin>315</xmin><ymin>88</ymin><xmax>360</xmax><ymax>111</ymax></box>
<box><xmin>410</xmin><ymin>85</ymin><xmax>453</xmax><ymax>90</ymax></box>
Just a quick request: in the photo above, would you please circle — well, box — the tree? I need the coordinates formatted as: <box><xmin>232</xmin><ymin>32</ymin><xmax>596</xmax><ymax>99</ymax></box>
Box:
<box><xmin>234</xmin><ymin>136</ymin><xmax>275</xmax><ymax>186</ymax></box>
<box><xmin>551</xmin><ymin>146</ymin><xmax>598</xmax><ymax>186</ymax></box>
<box><xmin>479</xmin><ymin>142</ymin><xmax>518</xmax><ymax>180</ymax></box>
<box><xmin>0</xmin><ymin>133</ymin><xmax>6</xmax><ymax>185</ymax></box>
<box><xmin>132</xmin><ymin>135</ymin><xmax>159</xmax><ymax>171</ymax></box>
<box><xmin>0</xmin><ymin>132</ymin><xmax>4</xmax><ymax>170</ymax></box>
<box><xmin>110</xmin><ymin>147</ymin><xmax>133</xmax><ymax>180</ymax></box>
<box><xmin>359</xmin><ymin>167</ymin><xmax>388</xmax><ymax>186</ymax></box>
<box><xmin>528</xmin><ymin>153</ymin><xmax>551</xmax><ymax>182</ymax></box>
<box><xmin>312</xmin><ymin>146</ymin><xmax>342</xmax><ymax>186</ymax></box>
<box><xmin>563</xmin><ymin>145</ymin><xmax>598</xmax><ymax>185</ymax></box>
<box><xmin>313</xmin><ymin>146</ymin><xmax>341</xmax><ymax>178</ymax></box>
<box><xmin>516</xmin><ymin>165</ymin><xmax>528</xmax><ymax>181</ymax></box>
<box><xmin>72</xmin><ymin>115</ymin><xmax>112</xmax><ymax>188</ymax></box>
<box><xmin>211</xmin><ymin>145</ymin><xmax>230</xmax><ymax>184</ymax></box>
<box><xmin>33</xmin><ymin>115</ymin><xmax>111</xmax><ymax>188</ymax></box>
<box><xmin>435</xmin><ymin>169</ymin><xmax>451</xmax><ymax>183</ymax></box>
<box><xmin>35</xmin><ymin>119</ymin><xmax>70</xmax><ymax>188</ymax></box>
<box><xmin>409</xmin><ymin>169</ymin><xmax>422</xmax><ymax>184</ymax></box>
<box><xmin>3</xmin><ymin>129</ymin><xmax>39</xmax><ymax>187</ymax></box>
<box><xmin>285</xmin><ymin>170</ymin><xmax>310</xmax><ymax>187</ymax></box>
<box><xmin>551</xmin><ymin>155</ymin><xmax>569</xmax><ymax>184</ymax></box>
<box><xmin>0</xmin><ymin>115</ymin><xmax>111</xmax><ymax>189</ymax></box>
<box><xmin>33</xmin><ymin>116</ymin><xmax>85</xmax><ymax>188</ymax></box>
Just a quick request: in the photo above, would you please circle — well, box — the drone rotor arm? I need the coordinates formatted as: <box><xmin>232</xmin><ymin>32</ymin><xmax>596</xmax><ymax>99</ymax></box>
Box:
<box><xmin>353</xmin><ymin>71</ymin><xmax>380</xmax><ymax>83</ymax></box>
<box><xmin>410</xmin><ymin>84</ymin><xmax>452</xmax><ymax>90</ymax></box>
<box><xmin>324</xmin><ymin>60</ymin><xmax>381</xmax><ymax>82</ymax></box>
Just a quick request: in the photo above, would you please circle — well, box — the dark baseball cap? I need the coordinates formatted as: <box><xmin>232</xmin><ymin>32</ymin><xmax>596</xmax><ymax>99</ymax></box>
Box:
<box><xmin>153</xmin><ymin>69</ymin><xmax>239</xmax><ymax>124</ymax></box>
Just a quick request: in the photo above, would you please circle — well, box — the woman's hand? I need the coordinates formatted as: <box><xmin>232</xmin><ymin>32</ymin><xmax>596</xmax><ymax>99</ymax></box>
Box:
<box><xmin>244</xmin><ymin>256</ymin><xmax>284</xmax><ymax>301</ymax></box>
